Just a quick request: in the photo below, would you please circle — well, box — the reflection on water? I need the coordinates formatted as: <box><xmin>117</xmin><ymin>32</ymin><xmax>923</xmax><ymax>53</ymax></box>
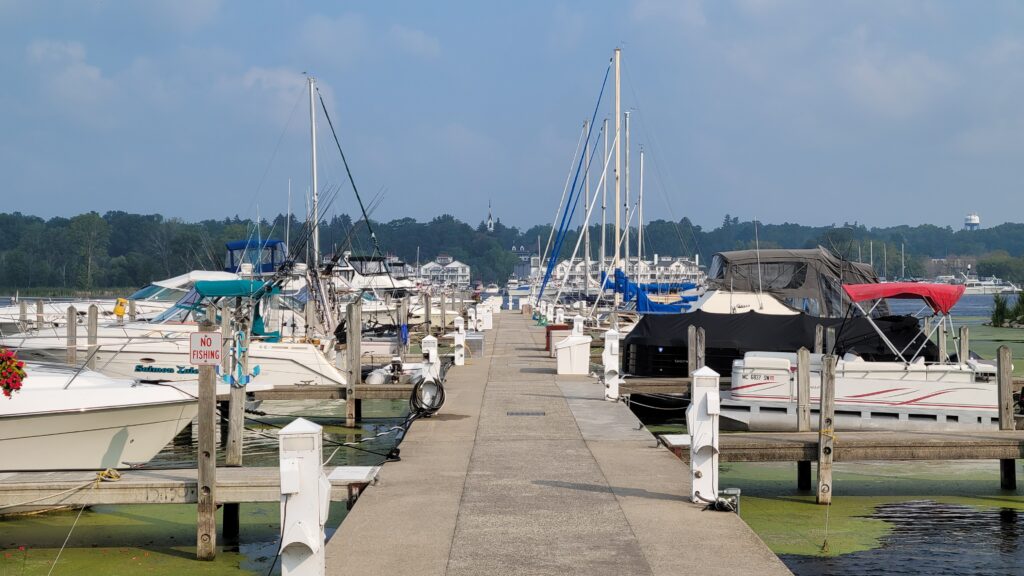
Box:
<box><xmin>782</xmin><ymin>500</ymin><xmax>1024</xmax><ymax>576</ymax></box>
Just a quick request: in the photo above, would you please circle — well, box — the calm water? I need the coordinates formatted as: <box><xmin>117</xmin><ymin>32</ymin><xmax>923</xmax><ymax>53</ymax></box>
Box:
<box><xmin>886</xmin><ymin>292</ymin><xmax>1012</xmax><ymax>321</ymax></box>
<box><xmin>0</xmin><ymin>399</ymin><xmax>409</xmax><ymax>575</ymax></box>
<box><xmin>782</xmin><ymin>501</ymin><xmax>1024</xmax><ymax>576</ymax></box>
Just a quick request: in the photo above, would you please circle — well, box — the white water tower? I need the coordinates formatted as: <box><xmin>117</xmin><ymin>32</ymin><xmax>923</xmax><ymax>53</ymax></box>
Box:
<box><xmin>965</xmin><ymin>212</ymin><xmax>981</xmax><ymax>231</ymax></box>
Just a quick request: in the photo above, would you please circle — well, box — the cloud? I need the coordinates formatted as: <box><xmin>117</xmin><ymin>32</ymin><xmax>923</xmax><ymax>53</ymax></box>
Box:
<box><xmin>631</xmin><ymin>0</ymin><xmax>706</xmax><ymax>29</ymax></box>
<box><xmin>837</xmin><ymin>30</ymin><xmax>952</xmax><ymax>119</ymax></box>
<box><xmin>388</xmin><ymin>24</ymin><xmax>441</xmax><ymax>60</ymax></box>
<box><xmin>299</xmin><ymin>13</ymin><xmax>369</xmax><ymax>68</ymax></box>
<box><xmin>141</xmin><ymin>0</ymin><xmax>222</xmax><ymax>33</ymax></box>
<box><xmin>26</xmin><ymin>39</ymin><xmax>113</xmax><ymax>114</ymax></box>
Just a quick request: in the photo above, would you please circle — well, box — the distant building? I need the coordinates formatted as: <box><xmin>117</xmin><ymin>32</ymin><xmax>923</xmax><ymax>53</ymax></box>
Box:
<box><xmin>965</xmin><ymin>212</ymin><xmax>981</xmax><ymax>231</ymax></box>
<box><xmin>511</xmin><ymin>244</ymin><xmax>534</xmax><ymax>280</ymax></box>
<box><xmin>486</xmin><ymin>200</ymin><xmax>494</xmax><ymax>233</ymax></box>
<box><xmin>420</xmin><ymin>253</ymin><xmax>471</xmax><ymax>288</ymax></box>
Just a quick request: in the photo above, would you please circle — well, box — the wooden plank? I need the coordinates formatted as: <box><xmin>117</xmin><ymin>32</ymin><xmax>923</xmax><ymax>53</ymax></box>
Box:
<box><xmin>0</xmin><ymin>466</ymin><xmax>379</xmax><ymax>507</ymax></box>
<box><xmin>663</xmin><ymin>430</ymin><xmax>1024</xmax><ymax>463</ymax></box>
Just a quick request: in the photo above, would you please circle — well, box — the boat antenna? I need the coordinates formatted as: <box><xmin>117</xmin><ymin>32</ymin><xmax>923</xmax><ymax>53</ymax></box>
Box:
<box><xmin>754</xmin><ymin>218</ymin><xmax>764</xmax><ymax>310</ymax></box>
<box><xmin>286</xmin><ymin>179</ymin><xmax>291</xmax><ymax>254</ymax></box>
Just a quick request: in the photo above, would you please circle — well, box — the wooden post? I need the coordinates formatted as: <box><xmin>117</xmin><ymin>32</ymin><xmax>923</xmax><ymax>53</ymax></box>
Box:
<box><xmin>196</xmin><ymin>320</ymin><xmax>217</xmax><ymax>560</ymax></box>
<box><xmin>687</xmin><ymin>325</ymin><xmax>697</xmax><ymax>377</ymax></box>
<box><xmin>814</xmin><ymin>325</ymin><xmax>823</xmax><ymax>354</ymax></box>
<box><xmin>695</xmin><ymin>327</ymin><xmax>706</xmax><ymax>371</ymax></box>
<box><xmin>440</xmin><ymin>292</ymin><xmax>447</xmax><ymax>330</ymax></box>
<box><xmin>958</xmin><ymin>326</ymin><xmax>970</xmax><ymax>363</ymax></box>
<box><xmin>346</xmin><ymin>300</ymin><xmax>362</xmax><ymax>427</ymax></box>
<box><xmin>825</xmin><ymin>327</ymin><xmax>836</xmax><ymax>355</ymax></box>
<box><xmin>817</xmin><ymin>355</ymin><xmax>836</xmax><ymax>505</ymax></box>
<box><xmin>937</xmin><ymin>321</ymin><xmax>947</xmax><ymax>363</ymax></box>
<box><xmin>423</xmin><ymin>292</ymin><xmax>432</xmax><ymax>335</ymax></box>
<box><xmin>86</xmin><ymin>304</ymin><xmax>98</xmax><ymax>370</ymax></box>
<box><xmin>18</xmin><ymin>300</ymin><xmax>27</xmax><ymax>330</ymax></box>
<box><xmin>128</xmin><ymin>299</ymin><xmax>136</xmax><ymax>322</ymax></box>
<box><xmin>998</xmin><ymin>346</ymin><xmax>1016</xmax><ymax>490</ymax></box>
<box><xmin>225</xmin><ymin>304</ymin><xmax>244</xmax><ymax>468</ymax></box>
<box><xmin>66</xmin><ymin>305</ymin><xmax>77</xmax><ymax>365</ymax></box>
<box><xmin>797</xmin><ymin>346</ymin><xmax>812</xmax><ymax>490</ymax></box>
<box><xmin>35</xmin><ymin>300</ymin><xmax>44</xmax><ymax>329</ymax></box>
<box><xmin>797</xmin><ymin>347</ymin><xmax>811</xmax><ymax>432</ymax></box>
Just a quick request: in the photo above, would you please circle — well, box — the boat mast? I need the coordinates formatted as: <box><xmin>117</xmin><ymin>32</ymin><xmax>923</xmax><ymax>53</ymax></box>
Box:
<box><xmin>309</xmin><ymin>75</ymin><xmax>320</xmax><ymax>266</ymax></box>
<box><xmin>584</xmin><ymin>119</ymin><xmax>591</xmax><ymax>297</ymax></box>
<box><xmin>601</xmin><ymin>117</ymin><xmax>608</xmax><ymax>278</ymax></box>
<box><xmin>638</xmin><ymin>145</ymin><xmax>644</xmax><ymax>267</ymax></box>
<box><xmin>901</xmin><ymin>243</ymin><xmax>905</xmax><ymax>279</ymax></box>
<box><xmin>624</xmin><ymin>110</ymin><xmax>631</xmax><ymax>277</ymax></box>
<box><xmin>613</xmin><ymin>47</ymin><xmax>622</xmax><ymax>307</ymax></box>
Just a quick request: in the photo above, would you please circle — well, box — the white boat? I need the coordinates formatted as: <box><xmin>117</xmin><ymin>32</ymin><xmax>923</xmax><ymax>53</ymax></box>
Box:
<box><xmin>720</xmin><ymin>282</ymin><xmax>1000</xmax><ymax>432</ymax></box>
<box><xmin>1</xmin><ymin>281</ymin><xmax>349</xmax><ymax>388</ymax></box>
<box><xmin>0</xmin><ymin>362</ymin><xmax>198</xmax><ymax>471</ymax></box>
<box><xmin>0</xmin><ymin>270</ymin><xmax>240</xmax><ymax>334</ymax></box>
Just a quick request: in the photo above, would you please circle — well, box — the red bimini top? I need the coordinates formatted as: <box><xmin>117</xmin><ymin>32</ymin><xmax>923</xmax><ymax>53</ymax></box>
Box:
<box><xmin>842</xmin><ymin>282</ymin><xmax>966</xmax><ymax>315</ymax></box>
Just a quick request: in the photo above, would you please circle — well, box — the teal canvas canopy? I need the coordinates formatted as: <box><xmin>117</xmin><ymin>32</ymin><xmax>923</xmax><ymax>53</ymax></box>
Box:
<box><xmin>194</xmin><ymin>279</ymin><xmax>278</xmax><ymax>299</ymax></box>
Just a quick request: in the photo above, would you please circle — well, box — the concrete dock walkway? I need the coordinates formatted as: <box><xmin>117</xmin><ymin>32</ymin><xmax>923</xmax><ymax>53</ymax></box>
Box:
<box><xmin>327</xmin><ymin>313</ymin><xmax>790</xmax><ymax>575</ymax></box>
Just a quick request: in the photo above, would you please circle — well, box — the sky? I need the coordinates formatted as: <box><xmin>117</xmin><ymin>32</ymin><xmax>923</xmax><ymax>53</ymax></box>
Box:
<box><xmin>2</xmin><ymin>1</ymin><xmax>1024</xmax><ymax>231</ymax></box>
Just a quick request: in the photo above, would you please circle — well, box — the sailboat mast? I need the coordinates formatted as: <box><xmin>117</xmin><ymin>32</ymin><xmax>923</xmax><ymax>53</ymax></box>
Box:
<box><xmin>624</xmin><ymin>110</ymin><xmax>631</xmax><ymax>275</ymax></box>
<box><xmin>613</xmin><ymin>47</ymin><xmax>622</xmax><ymax>306</ymax></box>
<box><xmin>309</xmin><ymin>76</ymin><xmax>320</xmax><ymax>266</ymax></box>
<box><xmin>638</xmin><ymin>145</ymin><xmax>644</xmax><ymax>266</ymax></box>
<box><xmin>584</xmin><ymin>119</ymin><xmax>591</xmax><ymax>297</ymax></box>
<box><xmin>901</xmin><ymin>243</ymin><xmax>905</xmax><ymax>279</ymax></box>
<box><xmin>601</xmin><ymin>117</ymin><xmax>608</xmax><ymax>276</ymax></box>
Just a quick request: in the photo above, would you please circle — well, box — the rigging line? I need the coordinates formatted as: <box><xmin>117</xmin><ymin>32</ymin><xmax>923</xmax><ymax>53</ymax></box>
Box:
<box><xmin>243</xmin><ymin>81</ymin><xmax>307</xmax><ymax>222</ymax></box>
<box><xmin>542</xmin><ymin>121</ymin><xmax>588</xmax><ymax>274</ymax></box>
<box><xmin>539</xmin><ymin>60</ymin><xmax>612</xmax><ymax>302</ymax></box>
<box><xmin>621</xmin><ymin>60</ymin><xmax>701</xmax><ymax>260</ymax></box>
<box><xmin>317</xmin><ymin>88</ymin><xmax>400</xmax><ymax>291</ymax></box>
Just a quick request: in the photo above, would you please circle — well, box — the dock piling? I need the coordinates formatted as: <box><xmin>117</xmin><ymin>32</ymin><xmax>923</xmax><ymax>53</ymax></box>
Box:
<box><xmin>86</xmin><ymin>304</ymin><xmax>98</xmax><ymax>370</ymax></box>
<box><xmin>958</xmin><ymin>326</ymin><xmax>970</xmax><ymax>363</ymax></box>
<box><xmin>796</xmin><ymin>347</ymin><xmax>812</xmax><ymax>489</ymax></box>
<box><xmin>695</xmin><ymin>327</ymin><xmax>706</xmax><ymax>371</ymax></box>
<box><xmin>225</xmin><ymin>305</ymin><xmax>244</xmax><ymax>468</ymax></box>
<box><xmin>825</xmin><ymin>327</ymin><xmax>836</xmax><ymax>355</ymax></box>
<box><xmin>998</xmin><ymin>345</ymin><xmax>1016</xmax><ymax>490</ymax></box>
<box><xmin>66</xmin><ymin>305</ymin><xmax>77</xmax><ymax>365</ymax></box>
<box><xmin>128</xmin><ymin>299</ymin><xmax>136</xmax><ymax>322</ymax></box>
<box><xmin>35</xmin><ymin>299</ymin><xmax>43</xmax><ymax>329</ymax></box>
<box><xmin>18</xmin><ymin>300</ymin><xmax>27</xmax><ymax>330</ymax></box>
<box><xmin>346</xmin><ymin>300</ymin><xmax>362</xmax><ymax>427</ymax></box>
<box><xmin>687</xmin><ymin>325</ymin><xmax>697</xmax><ymax>376</ymax></box>
<box><xmin>817</xmin><ymin>355</ymin><xmax>836</xmax><ymax>505</ymax></box>
<box><xmin>938</xmin><ymin>322</ymin><xmax>948</xmax><ymax>363</ymax></box>
<box><xmin>814</xmin><ymin>325</ymin><xmax>823</xmax><ymax>354</ymax></box>
<box><xmin>196</xmin><ymin>319</ymin><xmax>218</xmax><ymax>560</ymax></box>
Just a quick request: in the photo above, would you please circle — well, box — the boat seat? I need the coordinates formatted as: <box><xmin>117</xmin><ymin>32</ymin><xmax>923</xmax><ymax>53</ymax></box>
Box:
<box><xmin>741</xmin><ymin>357</ymin><xmax>792</xmax><ymax>371</ymax></box>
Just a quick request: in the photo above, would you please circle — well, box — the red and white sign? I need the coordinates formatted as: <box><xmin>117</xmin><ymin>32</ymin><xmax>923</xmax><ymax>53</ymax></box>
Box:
<box><xmin>189</xmin><ymin>332</ymin><xmax>223</xmax><ymax>365</ymax></box>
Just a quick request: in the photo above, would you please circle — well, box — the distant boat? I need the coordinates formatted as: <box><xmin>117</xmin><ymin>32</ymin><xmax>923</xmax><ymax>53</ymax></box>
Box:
<box><xmin>934</xmin><ymin>273</ymin><xmax>1020</xmax><ymax>295</ymax></box>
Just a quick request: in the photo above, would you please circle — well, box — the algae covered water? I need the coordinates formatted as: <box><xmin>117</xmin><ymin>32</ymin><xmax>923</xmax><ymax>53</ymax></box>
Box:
<box><xmin>0</xmin><ymin>399</ymin><xmax>408</xmax><ymax>575</ymax></box>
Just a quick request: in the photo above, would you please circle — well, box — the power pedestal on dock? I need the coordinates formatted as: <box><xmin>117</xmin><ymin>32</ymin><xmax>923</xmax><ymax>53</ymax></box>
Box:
<box><xmin>686</xmin><ymin>367</ymin><xmax>721</xmax><ymax>504</ymax></box>
<box><xmin>278</xmin><ymin>418</ymin><xmax>331</xmax><ymax>576</ymax></box>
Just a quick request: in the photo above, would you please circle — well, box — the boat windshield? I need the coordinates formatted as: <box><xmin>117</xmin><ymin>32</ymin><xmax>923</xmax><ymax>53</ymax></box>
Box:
<box><xmin>128</xmin><ymin>284</ymin><xmax>183</xmax><ymax>302</ymax></box>
<box><xmin>150</xmin><ymin>288</ymin><xmax>213</xmax><ymax>324</ymax></box>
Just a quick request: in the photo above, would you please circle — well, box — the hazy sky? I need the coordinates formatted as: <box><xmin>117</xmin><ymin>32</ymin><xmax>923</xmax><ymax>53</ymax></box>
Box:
<box><xmin>3</xmin><ymin>1</ymin><xmax>1023</xmax><ymax>230</ymax></box>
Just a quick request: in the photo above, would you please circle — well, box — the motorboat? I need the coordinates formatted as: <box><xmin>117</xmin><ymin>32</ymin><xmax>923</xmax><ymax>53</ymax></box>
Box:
<box><xmin>0</xmin><ymin>362</ymin><xmax>197</xmax><ymax>471</ymax></box>
<box><xmin>720</xmin><ymin>282</ymin><xmax>1001</xmax><ymax>432</ymax></box>
<box><xmin>1</xmin><ymin>279</ymin><xmax>349</xmax><ymax>388</ymax></box>
<box><xmin>0</xmin><ymin>270</ymin><xmax>240</xmax><ymax>335</ymax></box>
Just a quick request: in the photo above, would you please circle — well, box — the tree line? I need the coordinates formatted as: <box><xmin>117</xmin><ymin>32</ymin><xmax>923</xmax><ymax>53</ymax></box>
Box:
<box><xmin>2</xmin><ymin>210</ymin><xmax>1024</xmax><ymax>290</ymax></box>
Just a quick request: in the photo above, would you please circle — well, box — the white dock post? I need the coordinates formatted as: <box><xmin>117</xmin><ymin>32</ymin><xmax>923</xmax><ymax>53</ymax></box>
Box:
<box><xmin>422</xmin><ymin>335</ymin><xmax>440</xmax><ymax>380</ymax></box>
<box><xmin>602</xmin><ymin>329</ymin><xmax>622</xmax><ymax>400</ymax></box>
<box><xmin>468</xmin><ymin>306</ymin><xmax>478</xmax><ymax>332</ymax></box>
<box><xmin>86</xmin><ymin>304</ymin><xmax>98</xmax><ymax>370</ymax></box>
<box><xmin>278</xmin><ymin>418</ymin><xmax>330</xmax><ymax>576</ymax></box>
<box><xmin>196</xmin><ymin>319</ymin><xmax>218</xmax><ymax>560</ymax></box>
<box><xmin>555</xmin><ymin>306</ymin><xmax>565</xmax><ymax>325</ymax></box>
<box><xmin>686</xmin><ymin>366</ymin><xmax>721</xmax><ymax>503</ymax></box>
<box><xmin>481</xmin><ymin>304</ymin><xmax>493</xmax><ymax>331</ymax></box>
<box><xmin>66</xmin><ymin>305</ymin><xmax>77</xmax><ymax>365</ymax></box>
<box><xmin>449</xmin><ymin>317</ymin><xmax>465</xmax><ymax>366</ymax></box>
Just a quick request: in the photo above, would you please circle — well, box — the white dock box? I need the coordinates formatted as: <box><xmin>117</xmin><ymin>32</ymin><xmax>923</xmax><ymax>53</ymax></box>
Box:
<box><xmin>555</xmin><ymin>321</ymin><xmax>592</xmax><ymax>376</ymax></box>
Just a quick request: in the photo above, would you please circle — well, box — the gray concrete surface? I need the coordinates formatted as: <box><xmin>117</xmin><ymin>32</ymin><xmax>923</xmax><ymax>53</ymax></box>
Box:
<box><xmin>327</xmin><ymin>312</ymin><xmax>791</xmax><ymax>575</ymax></box>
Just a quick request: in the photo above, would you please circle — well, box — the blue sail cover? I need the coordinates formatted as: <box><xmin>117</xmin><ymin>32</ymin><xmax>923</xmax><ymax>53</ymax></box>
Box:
<box><xmin>602</xmin><ymin>269</ymin><xmax>698</xmax><ymax>314</ymax></box>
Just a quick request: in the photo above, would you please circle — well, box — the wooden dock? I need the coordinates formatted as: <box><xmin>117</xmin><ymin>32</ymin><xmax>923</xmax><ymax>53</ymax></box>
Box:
<box><xmin>0</xmin><ymin>466</ymin><xmax>379</xmax><ymax>509</ymax></box>
<box><xmin>325</xmin><ymin>312</ymin><xmax>791</xmax><ymax>576</ymax></box>
<box><xmin>661</xmin><ymin>430</ymin><xmax>1024</xmax><ymax>462</ymax></box>
<box><xmin>240</xmin><ymin>383</ymin><xmax>416</xmax><ymax>401</ymax></box>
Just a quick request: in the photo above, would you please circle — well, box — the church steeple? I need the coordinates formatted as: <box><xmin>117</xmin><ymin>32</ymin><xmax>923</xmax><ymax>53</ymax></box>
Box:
<box><xmin>486</xmin><ymin>199</ymin><xmax>494</xmax><ymax>232</ymax></box>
